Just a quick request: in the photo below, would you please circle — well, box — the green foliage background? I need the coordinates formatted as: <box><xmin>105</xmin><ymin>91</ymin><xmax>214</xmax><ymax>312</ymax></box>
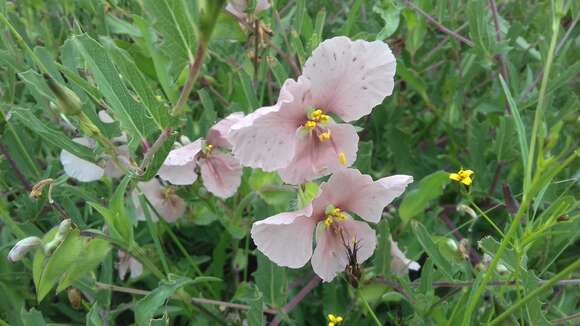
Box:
<box><xmin>0</xmin><ymin>0</ymin><xmax>578</xmax><ymax>325</ymax></box>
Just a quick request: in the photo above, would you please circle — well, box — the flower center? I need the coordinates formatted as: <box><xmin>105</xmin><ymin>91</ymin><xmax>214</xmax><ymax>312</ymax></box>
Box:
<box><xmin>299</xmin><ymin>109</ymin><xmax>347</xmax><ymax>167</ymax></box>
<box><xmin>323</xmin><ymin>206</ymin><xmax>348</xmax><ymax>227</ymax></box>
<box><xmin>203</xmin><ymin>143</ymin><xmax>214</xmax><ymax>155</ymax></box>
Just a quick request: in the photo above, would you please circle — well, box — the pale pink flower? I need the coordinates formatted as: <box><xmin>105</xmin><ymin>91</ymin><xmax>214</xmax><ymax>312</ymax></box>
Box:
<box><xmin>230</xmin><ymin>36</ymin><xmax>396</xmax><ymax>184</ymax></box>
<box><xmin>117</xmin><ymin>250</ymin><xmax>143</xmax><ymax>280</ymax></box>
<box><xmin>389</xmin><ymin>237</ymin><xmax>420</xmax><ymax>275</ymax></box>
<box><xmin>158</xmin><ymin>113</ymin><xmax>244</xmax><ymax>199</ymax></box>
<box><xmin>226</xmin><ymin>0</ymin><xmax>270</xmax><ymax>20</ymax></box>
<box><xmin>60</xmin><ymin>111</ymin><xmax>129</xmax><ymax>182</ymax></box>
<box><xmin>251</xmin><ymin>169</ymin><xmax>412</xmax><ymax>282</ymax></box>
<box><xmin>131</xmin><ymin>179</ymin><xmax>186</xmax><ymax>223</ymax></box>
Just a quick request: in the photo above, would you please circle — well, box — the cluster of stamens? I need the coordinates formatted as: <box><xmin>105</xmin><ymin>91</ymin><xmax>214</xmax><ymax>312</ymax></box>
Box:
<box><xmin>323</xmin><ymin>207</ymin><xmax>348</xmax><ymax>227</ymax></box>
<box><xmin>303</xmin><ymin>109</ymin><xmax>333</xmax><ymax>142</ymax></box>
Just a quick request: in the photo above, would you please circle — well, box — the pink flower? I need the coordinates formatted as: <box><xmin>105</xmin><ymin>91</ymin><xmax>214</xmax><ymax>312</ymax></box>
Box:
<box><xmin>117</xmin><ymin>250</ymin><xmax>143</xmax><ymax>280</ymax></box>
<box><xmin>389</xmin><ymin>237</ymin><xmax>420</xmax><ymax>275</ymax></box>
<box><xmin>132</xmin><ymin>179</ymin><xmax>186</xmax><ymax>223</ymax></box>
<box><xmin>230</xmin><ymin>36</ymin><xmax>396</xmax><ymax>184</ymax></box>
<box><xmin>251</xmin><ymin>169</ymin><xmax>412</xmax><ymax>282</ymax></box>
<box><xmin>226</xmin><ymin>0</ymin><xmax>270</xmax><ymax>21</ymax></box>
<box><xmin>158</xmin><ymin>113</ymin><xmax>244</xmax><ymax>199</ymax></box>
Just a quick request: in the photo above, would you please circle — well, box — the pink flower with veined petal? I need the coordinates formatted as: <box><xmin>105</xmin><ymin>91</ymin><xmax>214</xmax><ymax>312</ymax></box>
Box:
<box><xmin>251</xmin><ymin>168</ymin><xmax>412</xmax><ymax>282</ymax></box>
<box><xmin>230</xmin><ymin>36</ymin><xmax>396</xmax><ymax>184</ymax></box>
<box><xmin>131</xmin><ymin>178</ymin><xmax>186</xmax><ymax>223</ymax></box>
<box><xmin>158</xmin><ymin>113</ymin><xmax>244</xmax><ymax>199</ymax></box>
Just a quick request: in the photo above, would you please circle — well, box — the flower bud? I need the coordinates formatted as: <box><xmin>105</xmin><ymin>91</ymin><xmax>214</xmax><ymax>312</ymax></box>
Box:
<box><xmin>7</xmin><ymin>236</ymin><xmax>42</xmax><ymax>262</ymax></box>
<box><xmin>58</xmin><ymin>219</ymin><xmax>73</xmax><ymax>236</ymax></box>
<box><xmin>67</xmin><ymin>287</ymin><xmax>82</xmax><ymax>310</ymax></box>
<box><xmin>46</xmin><ymin>76</ymin><xmax>82</xmax><ymax>116</ymax></box>
<box><xmin>457</xmin><ymin>204</ymin><xmax>477</xmax><ymax>219</ymax></box>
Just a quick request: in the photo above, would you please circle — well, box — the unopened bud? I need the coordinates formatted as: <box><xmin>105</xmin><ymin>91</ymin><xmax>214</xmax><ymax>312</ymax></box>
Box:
<box><xmin>7</xmin><ymin>236</ymin><xmax>42</xmax><ymax>262</ymax></box>
<box><xmin>78</xmin><ymin>115</ymin><xmax>102</xmax><ymax>138</ymax></box>
<box><xmin>67</xmin><ymin>288</ymin><xmax>82</xmax><ymax>309</ymax></box>
<box><xmin>58</xmin><ymin>219</ymin><xmax>73</xmax><ymax>236</ymax></box>
<box><xmin>458</xmin><ymin>239</ymin><xmax>471</xmax><ymax>260</ymax></box>
<box><xmin>30</xmin><ymin>178</ymin><xmax>54</xmax><ymax>199</ymax></box>
<box><xmin>457</xmin><ymin>204</ymin><xmax>477</xmax><ymax>219</ymax></box>
<box><xmin>46</xmin><ymin>76</ymin><xmax>82</xmax><ymax>116</ymax></box>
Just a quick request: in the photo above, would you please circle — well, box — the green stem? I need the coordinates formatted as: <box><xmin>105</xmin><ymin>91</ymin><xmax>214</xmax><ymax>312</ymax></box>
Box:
<box><xmin>523</xmin><ymin>8</ymin><xmax>560</xmax><ymax>193</ymax></box>
<box><xmin>469</xmin><ymin>200</ymin><xmax>506</xmax><ymax>239</ymax></box>
<box><xmin>489</xmin><ymin>259</ymin><xmax>580</xmax><ymax>326</ymax></box>
<box><xmin>138</xmin><ymin>194</ymin><xmax>170</xmax><ymax>276</ymax></box>
<box><xmin>358</xmin><ymin>288</ymin><xmax>382</xmax><ymax>326</ymax></box>
<box><xmin>171</xmin><ymin>42</ymin><xmax>207</xmax><ymax>116</ymax></box>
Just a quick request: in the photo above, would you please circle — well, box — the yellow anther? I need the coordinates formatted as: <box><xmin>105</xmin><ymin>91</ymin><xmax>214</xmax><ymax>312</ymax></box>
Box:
<box><xmin>204</xmin><ymin>144</ymin><xmax>214</xmax><ymax>154</ymax></box>
<box><xmin>338</xmin><ymin>152</ymin><xmax>347</xmax><ymax>166</ymax></box>
<box><xmin>449</xmin><ymin>169</ymin><xmax>474</xmax><ymax>186</ymax></box>
<box><xmin>328</xmin><ymin>314</ymin><xmax>344</xmax><ymax>326</ymax></box>
<box><xmin>324</xmin><ymin>217</ymin><xmax>333</xmax><ymax>227</ymax></box>
<box><xmin>304</xmin><ymin>120</ymin><xmax>317</xmax><ymax>130</ymax></box>
<box><xmin>311</xmin><ymin>109</ymin><xmax>323</xmax><ymax>119</ymax></box>
<box><xmin>319</xmin><ymin>130</ymin><xmax>332</xmax><ymax>142</ymax></box>
<box><xmin>319</xmin><ymin>114</ymin><xmax>330</xmax><ymax>123</ymax></box>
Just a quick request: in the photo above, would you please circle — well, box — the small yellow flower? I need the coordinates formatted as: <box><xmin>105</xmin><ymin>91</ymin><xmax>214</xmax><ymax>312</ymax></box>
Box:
<box><xmin>328</xmin><ymin>313</ymin><xmax>344</xmax><ymax>326</ymax></box>
<box><xmin>449</xmin><ymin>169</ymin><xmax>474</xmax><ymax>186</ymax></box>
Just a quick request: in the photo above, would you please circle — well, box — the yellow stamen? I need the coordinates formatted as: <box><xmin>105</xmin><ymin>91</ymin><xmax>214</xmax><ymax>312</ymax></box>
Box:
<box><xmin>205</xmin><ymin>144</ymin><xmax>214</xmax><ymax>153</ymax></box>
<box><xmin>338</xmin><ymin>152</ymin><xmax>347</xmax><ymax>166</ymax></box>
<box><xmin>328</xmin><ymin>314</ymin><xmax>344</xmax><ymax>326</ymax></box>
<box><xmin>318</xmin><ymin>130</ymin><xmax>332</xmax><ymax>142</ymax></box>
<box><xmin>449</xmin><ymin>169</ymin><xmax>474</xmax><ymax>186</ymax></box>
<box><xmin>304</xmin><ymin>120</ymin><xmax>317</xmax><ymax>130</ymax></box>
<box><xmin>324</xmin><ymin>217</ymin><xmax>333</xmax><ymax>227</ymax></box>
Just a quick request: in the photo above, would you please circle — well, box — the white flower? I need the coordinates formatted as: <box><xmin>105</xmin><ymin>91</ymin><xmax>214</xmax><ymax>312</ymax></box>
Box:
<box><xmin>7</xmin><ymin>236</ymin><xmax>42</xmax><ymax>262</ymax></box>
<box><xmin>117</xmin><ymin>250</ymin><xmax>143</xmax><ymax>280</ymax></box>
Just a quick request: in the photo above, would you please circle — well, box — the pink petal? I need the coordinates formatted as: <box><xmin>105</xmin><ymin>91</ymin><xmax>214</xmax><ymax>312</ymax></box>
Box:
<box><xmin>311</xmin><ymin>222</ymin><xmax>349</xmax><ymax>282</ymax></box>
<box><xmin>311</xmin><ymin>219</ymin><xmax>377</xmax><ymax>282</ymax></box>
<box><xmin>314</xmin><ymin>169</ymin><xmax>412</xmax><ymax>224</ymax></box>
<box><xmin>229</xmin><ymin>79</ymin><xmax>308</xmax><ymax>171</ymax></box>
<box><xmin>158</xmin><ymin>161</ymin><xmax>198</xmax><ymax>185</ymax></box>
<box><xmin>278</xmin><ymin>123</ymin><xmax>358</xmax><ymax>185</ymax></box>
<box><xmin>207</xmin><ymin>112</ymin><xmax>245</xmax><ymax>149</ymax></box>
<box><xmin>138</xmin><ymin>179</ymin><xmax>186</xmax><ymax>223</ymax></box>
<box><xmin>347</xmin><ymin>174</ymin><xmax>413</xmax><ymax>223</ymax></box>
<box><xmin>342</xmin><ymin>219</ymin><xmax>377</xmax><ymax>264</ymax></box>
<box><xmin>162</xmin><ymin>139</ymin><xmax>203</xmax><ymax>166</ymax></box>
<box><xmin>199</xmin><ymin>152</ymin><xmax>243</xmax><ymax>199</ymax></box>
<box><xmin>103</xmin><ymin>145</ymin><xmax>130</xmax><ymax>179</ymax></box>
<box><xmin>251</xmin><ymin>205</ymin><xmax>316</xmax><ymax>268</ymax></box>
<box><xmin>302</xmin><ymin>36</ymin><xmax>396</xmax><ymax>122</ymax></box>
<box><xmin>390</xmin><ymin>238</ymin><xmax>420</xmax><ymax>275</ymax></box>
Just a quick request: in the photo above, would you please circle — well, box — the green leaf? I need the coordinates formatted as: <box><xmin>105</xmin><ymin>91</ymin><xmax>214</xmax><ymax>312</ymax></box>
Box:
<box><xmin>86</xmin><ymin>303</ymin><xmax>105</xmax><ymax>326</ymax></box>
<box><xmin>373</xmin><ymin>221</ymin><xmax>392</xmax><ymax>276</ymax></box>
<box><xmin>89</xmin><ymin>177</ymin><xmax>134</xmax><ymax>245</ymax></box>
<box><xmin>21</xmin><ymin>308</ymin><xmax>47</xmax><ymax>326</ymax></box>
<box><xmin>135</xmin><ymin>276</ymin><xmax>220</xmax><ymax>326</ymax></box>
<box><xmin>233</xmin><ymin>283</ymin><xmax>264</xmax><ymax>326</ymax></box>
<box><xmin>138</xmin><ymin>134</ymin><xmax>178</xmax><ymax>181</ymax></box>
<box><xmin>57</xmin><ymin>238</ymin><xmax>111</xmax><ymax>291</ymax></box>
<box><xmin>239</xmin><ymin>70</ymin><xmax>259</xmax><ymax>112</ymax></box>
<box><xmin>354</xmin><ymin>140</ymin><xmax>373</xmax><ymax>172</ymax></box>
<box><xmin>478</xmin><ymin>236</ymin><xmax>525</xmax><ymax>272</ymax></box>
<box><xmin>71</xmin><ymin>34</ymin><xmax>157</xmax><ymax>140</ymax></box>
<box><xmin>397</xmin><ymin>61</ymin><xmax>430</xmax><ymax>104</ymax></box>
<box><xmin>10</xmin><ymin>108</ymin><xmax>97</xmax><ymax>162</ymax></box>
<box><xmin>499</xmin><ymin>75</ymin><xmax>528</xmax><ymax>173</ymax></box>
<box><xmin>399</xmin><ymin>171</ymin><xmax>449</xmax><ymax>223</ymax></box>
<box><xmin>35</xmin><ymin>229</ymin><xmax>83</xmax><ymax>301</ymax></box>
<box><xmin>373</xmin><ymin>2</ymin><xmax>402</xmax><ymax>39</ymax></box>
<box><xmin>105</xmin><ymin>41</ymin><xmax>172</xmax><ymax>129</ymax></box>
<box><xmin>143</xmin><ymin>0</ymin><xmax>195</xmax><ymax>65</ymax></box>
<box><xmin>253</xmin><ymin>252</ymin><xmax>287</xmax><ymax>308</ymax></box>
<box><xmin>249</xmin><ymin>169</ymin><xmax>294</xmax><ymax>207</ymax></box>
<box><xmin>412</xmin><ymin>221</ymin><xmax>453</xmax><ymax>279</ymax></box>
